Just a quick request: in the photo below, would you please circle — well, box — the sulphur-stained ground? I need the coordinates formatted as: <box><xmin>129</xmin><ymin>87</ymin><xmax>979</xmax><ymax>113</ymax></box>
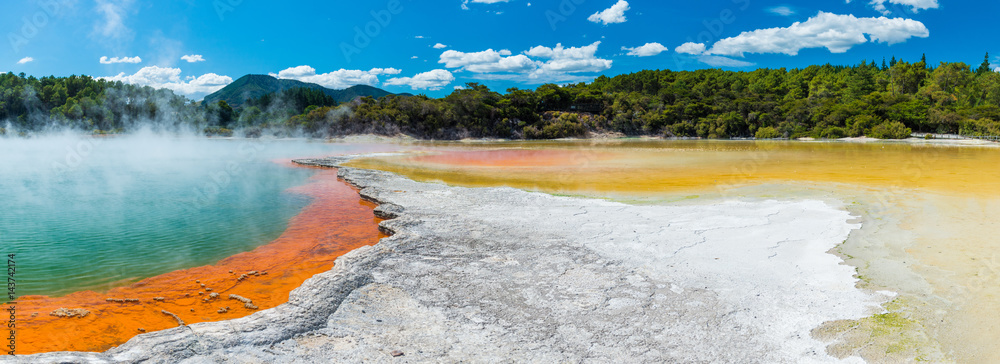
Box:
<box><xmin>7</xmin><ymin>156</ymin><xmax>899</xmax><ymax>363</ymax></box>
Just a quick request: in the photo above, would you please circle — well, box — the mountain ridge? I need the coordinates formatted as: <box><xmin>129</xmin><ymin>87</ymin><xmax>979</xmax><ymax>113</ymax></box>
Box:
<box><xmin>203</xmin><ymin>74</ymin><xmax>404</xmax><ymax>107</ymax></box>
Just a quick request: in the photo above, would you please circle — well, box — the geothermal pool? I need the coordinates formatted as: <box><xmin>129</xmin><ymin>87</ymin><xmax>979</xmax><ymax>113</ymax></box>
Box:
<box><xmin>6</xmin><ymin>137</ymin><xmax>1000</xmax><ymax>361</ymax></box>
<box><xmin>348</xmin><ymin>139</ymin><xmax>1000</xmax><ymax>363</ymax></box>
<box><xmin>1</xmin><ymin>136</ymin><xmax>394</xmax><ymax>353</ymax></box>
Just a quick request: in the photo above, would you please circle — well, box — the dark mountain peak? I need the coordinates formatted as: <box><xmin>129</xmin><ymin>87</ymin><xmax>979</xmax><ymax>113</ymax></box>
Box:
<box><xmin>203</xmin><ymin>74</ymin><xmax>397</xmax><ymax>107</ymax></box>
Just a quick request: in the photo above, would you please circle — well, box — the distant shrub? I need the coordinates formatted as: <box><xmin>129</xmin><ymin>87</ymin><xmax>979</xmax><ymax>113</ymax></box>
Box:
<box><xmin>754</xmin><ymin>126</ymin><xmax>782</xmax><ymax>139</ymax></box>
<box><xmin>959</xmin><ymin>118</ymin><xmax>1000</xmax><ymax>136</ymax></box>
<box><xmin>525</xmin><ymin>112</ymin><xmax>589</xmax><ymax>139</ymax></box>
<box><xmin>847</xmin><ymin>115</ymin><xmax>881</xmax><ymax>137</ymax></box>
<box><xmin>820</xmin><ymin>126</ymin><xmax>846</xmax><ymax>139</ymax></box>
<box><xmin>868</xmin><ymin>121</ymin><xmax>912</xmax><ymax>139</ymax></box>
<box><xmin>524</xmin><ymin>120</ymin><xmax>586</xmax><ymax>139</ymax></box>
<box><xmin>243</xmin><ymin>127</ymin><xmax>262</xmax><ymax>138</ymax></box>
<box><xmin>924</xmin><ymin>133</ymin><xmax>934</xmax><ymax>140</ymax></box>
<box><xmin>203</xmin><ymin>127</ymin><xmax>234</xmax><ymax>137</ymax></box>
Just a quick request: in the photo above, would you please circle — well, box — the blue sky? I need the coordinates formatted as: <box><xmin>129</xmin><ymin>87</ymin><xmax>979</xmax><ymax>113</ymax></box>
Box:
<box><xmin>2</xmin><ymin>0</ymin><xmax>997</xmax><ymax>100</ymax></box>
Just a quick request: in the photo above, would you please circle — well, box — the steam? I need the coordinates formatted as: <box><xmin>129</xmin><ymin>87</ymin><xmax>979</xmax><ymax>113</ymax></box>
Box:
<box><xmin>0</xmin><ymin>133</ymin><xmax>383</xmax><ymax>296</ymax></box>
<box><xmin>1</xmin><ymin>79</ymin><xmax>406</xmax><ymax>140</ymax></box>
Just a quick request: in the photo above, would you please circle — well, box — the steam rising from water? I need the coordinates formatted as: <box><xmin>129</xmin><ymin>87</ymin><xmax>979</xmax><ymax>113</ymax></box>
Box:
<box><xmin>0</xmin><ymin>132</ymin><xmax>377</xmax><ymax>297</ymax></box>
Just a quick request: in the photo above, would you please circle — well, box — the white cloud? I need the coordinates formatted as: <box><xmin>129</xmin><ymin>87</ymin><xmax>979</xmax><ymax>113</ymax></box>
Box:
<box><xmin>767</xmin><ymin>6</ymin><xmax>795</xmax><ymax>16</ymax></box>
<box><xmin>588</xmin><ymin>0</ymin><xmax>630</xmax><ymax>25</ymax></box>
<box><xmin>100</xmin><ymin>56</ymin><xmax>142</xmax><ymax>64</ymax></box>
<box><xmin>622</xmin><ymin>42</ymin><xmax>668</xmax><ymax>57</ymax></box>
<box><xmin>698</xmin><ymin>55</ymin><xmax>755</xmax><ymax>68</ymax></box>
<box><xmin>17</xmin><ymin>57</ymin><xmax>34</xmax><ymax>64</ymax></box>
<box><xmin>439</xmin><ymin>49</ymin><xmax>537</xmax><ymax>73</ymax></box>
<box><xmin>707</xmin><ymin>12</ymin><xmax>929</xmax><ymax>57</ymax></box>
<box><xmin>385</xmin><ymin>69</ymin><xmax>455</xmax><ymax>90</ymax></box>
<box><xmin>99</xmin><ymin>66</ymin><xmax>232</xmax><ymax>98</ymax></box>
<box><xmin>526</xmin><ymin>41</ymin><xmax>613</xmax><ymax>74</ymax></box>
<box><xmin>269</xmin><ymin>66</ymin><xmax>402</xmax><ymax>90</ymax></box>
<box><xmin>93</xmin><ymin>0</ymin><xmax>133</xmax><ymax>40</ymax></box>
<box><xmin>181</xmin><ymin>54</ymin><xmax>205</xmax><ymax>63</ymax></box>
<box><xmin>462</xmin><ymin>0</ymin><xmax>513</xmax><ymax>10</ymax></box>
<box><xmin>675</xmin><ymin>42</ymin><xmax>707</xmax><ymax>55</ymax></box>
<box><xmin>433</xmin><ymin>43</ymin><xmax>448</xmax><ymax>49</ymax></box>
<box><xmin>439</xmin><ymin>42</ymin><xmax>612</xmax><ymax>84</ymax></box>
<box><xmin>858</xmin><ymin>0</ymin><xmax>939</xmax><ymax>15</ymax></box>
<box><xmin>415</xmin><ymin>36</ymin><xmax>425</xmax><ymax>39</ymax></box>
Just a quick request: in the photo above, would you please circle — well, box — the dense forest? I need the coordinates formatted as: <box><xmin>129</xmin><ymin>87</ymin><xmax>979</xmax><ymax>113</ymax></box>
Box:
<box><xmin>3</xmin><ymin>54</ymin><xmax>1000</xmax><ymax>140</ymax></box>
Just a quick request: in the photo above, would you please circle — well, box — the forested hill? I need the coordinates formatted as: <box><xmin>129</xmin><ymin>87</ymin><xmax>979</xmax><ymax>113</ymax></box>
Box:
<box><xmin>202</xmin><ymin>74</ymin><xmax>398</xmax><ymax>107</ymax></box>
<box><xmin>284</xmin><ymin>56</ymin><xmax>1000</xmax><ymax>139</ymax></box>
<box><xmin>2</xmin><ymin>55</ymin><xmax>1000</xmax><ymax>139</ymax></box>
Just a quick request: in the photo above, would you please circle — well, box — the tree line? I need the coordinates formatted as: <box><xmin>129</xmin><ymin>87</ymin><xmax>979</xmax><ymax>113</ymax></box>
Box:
<box><xmin>3</xmin><ymin>54</ymin><xmax>1000</xmax><ymax>140</ymax></box>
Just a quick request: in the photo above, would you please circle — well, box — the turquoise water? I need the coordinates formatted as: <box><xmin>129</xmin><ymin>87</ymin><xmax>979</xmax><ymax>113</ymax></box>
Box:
<box><xmin>0</xmin><ymin>136</ymin><xmax>373</xmax><ymax>298</ymax></box>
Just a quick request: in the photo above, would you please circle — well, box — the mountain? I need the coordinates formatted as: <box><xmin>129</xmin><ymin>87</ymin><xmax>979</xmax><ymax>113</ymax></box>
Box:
<box><xmin>202</xmin><ymin>74</ymin><xmax>401</xmax><ymax>107</ymax></box>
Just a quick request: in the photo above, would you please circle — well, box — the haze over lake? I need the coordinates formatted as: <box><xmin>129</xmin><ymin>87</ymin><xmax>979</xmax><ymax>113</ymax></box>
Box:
<box><xmin>0</xmin><ymin>134</ymin><xmax>377</xmax><ymax>297</ymax></box>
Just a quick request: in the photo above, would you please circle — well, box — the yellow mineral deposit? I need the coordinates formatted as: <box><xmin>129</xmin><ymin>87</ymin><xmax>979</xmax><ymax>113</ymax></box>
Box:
<box><xmin>349</xmin><ymin>140</ymin><xmax>1000</xmax><ymax>362</ymax></box>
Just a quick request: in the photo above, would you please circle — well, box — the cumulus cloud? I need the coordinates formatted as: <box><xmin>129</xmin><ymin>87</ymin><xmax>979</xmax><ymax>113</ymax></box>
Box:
<box><xmin>588</xmin><ymin>0</ymin><xmax>630</xmax><ymax>25</ymax></box>
<box><xmin>181</xmin><ymin>55</ymin><xmax>205</xmax><ymax>63</ymax></box>
<box><xmin>439</xmin><ymin>42</ymin><xmax>612</xmax><ymax>83</ymax></box>
<box><xmin>99</xmin><ymin>66</ymin><xmax>232</xmax><ymax>98</ymax></box>
<box><xmin>385</xmin><ymin>69</ymin><xmax>455</xmax><ymax>90</ymax></box>
<box><xmin>675</xmin><ymin>42</ymin><xmax>707</xmax><ymax>55</ymax></box>
<box><xmin>100</xmin><ymin>56</ymin><xmax>142</xmax><ymax>64</ymax></box>
<box><xmin>707</xmin><ymin>12</ymin><xmax>929</xmax><ymax>57</ymax></box>
<box><xmin>526</xmin><ymin>41</ymin><xmax>613</xmax><ymax>74</ymax></box>
<box><xmin>269</xmin><ymin>66</ymin><xmax>401</xmax><ymax>90</ymax></box>
<box><xmin>17</xmin><ymin>57</ymin><xmax>34</xmax><ymax>64</ymax></box>
<box><xmin>622</xmin><ymin>42</ymin><xmax>668</xmax><ymax>57</ymax></box>
<box><xmin>433</xmin><ymin>43</ymin><xmax>448</xmax><ymax>49</ymax></box>
<box><xmin>439</xmin><ymin>49</ymin><xmax>537</xmax><ymax>73</ymax></box>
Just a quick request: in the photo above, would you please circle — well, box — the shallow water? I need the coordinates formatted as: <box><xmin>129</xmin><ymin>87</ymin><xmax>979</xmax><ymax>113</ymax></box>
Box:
<box><xmin>0</xmin><ymin>136</ymin><xmax>382</xmax><ymax>298</ymax></box>
<box><xmin>349</xmin><ymin>139</ymin><xmax>1000</xmax><ymax>362</ymax></box>
<box><xmin>348</xmin><ymin>140</ymin><xmax>1000</xmax><ymax>198</ymax></box>
<box><xmin>13</xmin><ymin>167</ymin><xmax>386</xmax><ymax>354</ymax></box>
<box><xmin>1</xmin><ymin>136</ymin><xmax>397</xmax><ymax>354</ymax></box>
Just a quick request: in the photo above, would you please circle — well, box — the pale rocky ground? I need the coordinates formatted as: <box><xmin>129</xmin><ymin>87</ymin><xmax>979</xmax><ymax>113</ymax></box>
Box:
<box><xmin>8</xmin><ymin>156</ymin><xmax>892</xmax><ymax>363</ymax></box>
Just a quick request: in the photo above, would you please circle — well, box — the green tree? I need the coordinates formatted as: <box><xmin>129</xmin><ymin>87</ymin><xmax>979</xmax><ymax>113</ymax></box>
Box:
<box><xmin>977</xmin><ymin>52</ymin><xmax>993</xmax><ymax>76</ymax></box>
<box><xmin>869</xmin><ymin>121</ymin><xmax>913</xmax><ymax>139</ymax></box>
<box><xmin>215</xmin><ymin>100</ymin><xmax>235</xmax><ymax>128</ymax></box>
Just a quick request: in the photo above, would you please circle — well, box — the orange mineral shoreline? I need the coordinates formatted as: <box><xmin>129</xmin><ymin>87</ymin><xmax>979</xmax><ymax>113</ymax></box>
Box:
<box><xmin>9</xmin><ymin>165</ymin><xmax>385</xmax><ymax>355</ymax></box>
